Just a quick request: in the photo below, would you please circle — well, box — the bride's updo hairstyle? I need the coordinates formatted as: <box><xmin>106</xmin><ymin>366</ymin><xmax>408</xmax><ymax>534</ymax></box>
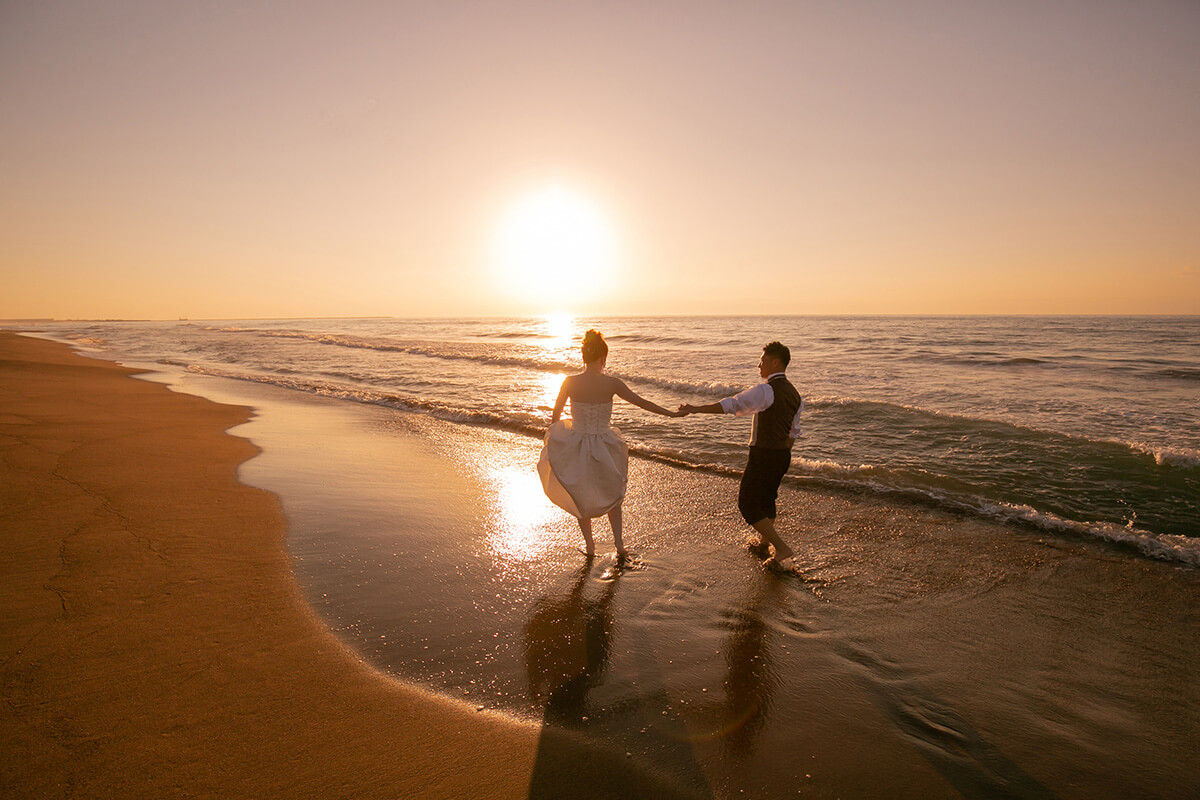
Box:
<box><xmin>581</xmin><ymin>329</ymin><xmax>608</xmax><ymax>364</ymax></box>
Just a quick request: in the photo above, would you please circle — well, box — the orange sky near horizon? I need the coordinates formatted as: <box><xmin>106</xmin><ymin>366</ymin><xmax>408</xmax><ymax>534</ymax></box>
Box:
<box><xmin>2</xmin><ymin>1</ymin><xmax>1198</xmax><ymax>320</ymax></box>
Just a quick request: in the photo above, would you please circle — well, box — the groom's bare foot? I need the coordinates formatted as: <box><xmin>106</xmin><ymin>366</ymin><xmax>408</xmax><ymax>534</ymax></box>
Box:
<box><xmin>746</xmin><ymin>537</ymin><xmax>770</xmax><ymax>558</ymax></box>
<box><xmin>763</xmin><ymin>555</ymin><xmax>795</xmax><ymax>573</ymax></box>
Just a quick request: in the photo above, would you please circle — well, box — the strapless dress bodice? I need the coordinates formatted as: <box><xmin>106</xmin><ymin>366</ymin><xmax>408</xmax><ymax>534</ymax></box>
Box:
<box><xmin>569</xmin><ymin>401</ymin><xmax>613</xmax><ymax>435</ymax></box>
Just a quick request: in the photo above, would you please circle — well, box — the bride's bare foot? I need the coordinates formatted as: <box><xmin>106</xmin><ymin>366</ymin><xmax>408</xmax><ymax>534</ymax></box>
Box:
<box><xmin>578</xmin><ymin>525</ymin><xmax>595</xmax><ymax>558</ymax></box>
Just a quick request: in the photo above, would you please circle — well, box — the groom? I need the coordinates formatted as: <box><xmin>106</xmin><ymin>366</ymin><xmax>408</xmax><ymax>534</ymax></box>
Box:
<box><xmin>680</xmin><ymin>341</ymin><xmax>803</xmax><ymax>567</ymax></box>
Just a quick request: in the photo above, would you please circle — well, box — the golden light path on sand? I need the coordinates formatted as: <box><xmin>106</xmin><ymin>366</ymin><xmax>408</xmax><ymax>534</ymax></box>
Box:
<box><xmin>485</xmin><ymin>463</ymin><xmax>563</xmax><ymax>561</ymax></box>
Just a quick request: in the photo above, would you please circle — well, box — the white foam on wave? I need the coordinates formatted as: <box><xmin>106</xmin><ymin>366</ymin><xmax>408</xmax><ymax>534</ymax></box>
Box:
<box><xmin>782</xmin><ymin>458</ymin><xmax>1200</xmax><ymax>567</ymax></box>
<box><xmin>180</xmin><ymin>364</ymin><xmax>548</xmax><ymax>437</ymax></box>
<box><xmin>63</xmin><ymin>335</ymin><xmax>108</xmax><ymax>349</ymax></box>
<box><xmin>174</xmin><ymin>360</ymin><xmax>1199</xmax><ymax>568</ymax></box>
<box><xmin>1127</xmin><ymin>442</ymin><xmax>1200</xmax><ymax>469</ymax></box>
<box><xmin>811</xmin><ymin>397</ymin><xmax>1200</xmax><ymax>472</ymax></box>
<box><xmin>805</xmin><ymin>395</ymin><xmax>967</xmax><ymax>419</ymax></box>
<box><xmin>978</xmin><ymin>501</ymin><xmax>1200</xmax><ymax>567</ymax></box>
<box><xmin>196</xmin><ymin>325</ymin><xmax>748</xmax><ymax>399</ymax></box>
<box><xmin>608</xmin><ymin>371</ymin><xmax>745</xmax><ymax>399</ymax></box>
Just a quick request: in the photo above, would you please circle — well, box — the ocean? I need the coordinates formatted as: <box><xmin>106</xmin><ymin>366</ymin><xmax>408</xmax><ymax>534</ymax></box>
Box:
<box><xmin>37</xmin><ymin>315</ymin><xmax>1200</xmax><ymax>560</ymax></box>
<box><xmin>18</xmin><ymin>314</ymin><xmax>1200</xmax><ymax>796</ymax></box>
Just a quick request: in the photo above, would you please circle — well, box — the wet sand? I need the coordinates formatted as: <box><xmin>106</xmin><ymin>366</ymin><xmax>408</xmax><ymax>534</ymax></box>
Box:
<box><xmin>4</xmin><ymin>330</ymin><xmax>1199</xmax><ymax>799</ymax></box>
<box><xmin>203</xmin><ymin>365</ymin><xmax>1199</xmax><ymax>800</ymax></box>
<box><xmin>0</xmin><ymin>331</ymin><xmax>687</xmax><ymax>799</ymax></box>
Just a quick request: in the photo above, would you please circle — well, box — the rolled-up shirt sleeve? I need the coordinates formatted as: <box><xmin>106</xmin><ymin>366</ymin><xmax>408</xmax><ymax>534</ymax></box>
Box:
<box><xmin>719</xmin><ymin>383</ymin><xmax>774</xmax><ymax>416</ymax></box>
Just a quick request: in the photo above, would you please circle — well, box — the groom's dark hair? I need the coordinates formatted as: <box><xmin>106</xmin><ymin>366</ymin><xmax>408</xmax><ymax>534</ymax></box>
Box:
<box><xmin>763</xmin><ymin>341</ymin><xmax>790</xmax><ymax>368</ymax></box>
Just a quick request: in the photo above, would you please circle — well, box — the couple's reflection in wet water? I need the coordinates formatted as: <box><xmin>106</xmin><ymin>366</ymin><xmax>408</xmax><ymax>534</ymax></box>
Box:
<box><xmin>521</xmin><ymin>561</ymin><xmax>1056</xmax><ymax>799</ymax></box>
<box><xmin>524</xmin><ymin>559</ymin><xmax>662</xmax><ymax>799</ymax></box>
<box><xmin>524</xmin><ymin>561</ymin><xmax>786</xmax><ymax>800</ymax></box>
<box><xmin>714</xmin><ymin>577</ymin><xmax>783</xmax><ymax>762</ymax></box>
<box><xmin>524</xmin><ymin>561</ymin><xmax>617</xmax><ymax>727</ymax></box>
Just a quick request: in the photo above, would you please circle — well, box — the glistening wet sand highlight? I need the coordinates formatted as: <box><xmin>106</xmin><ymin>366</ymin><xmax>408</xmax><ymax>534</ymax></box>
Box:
<box><xmin>0</xmin><ymin>331</ymin><xmax>691</xmax><ymax>799</ymax></box>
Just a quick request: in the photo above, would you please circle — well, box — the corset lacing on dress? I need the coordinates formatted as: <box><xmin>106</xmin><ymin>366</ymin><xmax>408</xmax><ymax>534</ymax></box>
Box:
<box><xmin>570</xmin><ymin>401</ymin><xmax>613</xmax><ymax>435</ymax></box>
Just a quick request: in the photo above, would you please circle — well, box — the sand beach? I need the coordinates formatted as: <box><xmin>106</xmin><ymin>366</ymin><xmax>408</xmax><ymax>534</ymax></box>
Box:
<box><xmin>0</xmin><ymin>331</ymin><xmax>688</xmax><ymax>799</ymax></box>
<box><xmin>3</xmin><ymin>329</ymin><xmax>1198</xmax><ymax>799</ymax></box>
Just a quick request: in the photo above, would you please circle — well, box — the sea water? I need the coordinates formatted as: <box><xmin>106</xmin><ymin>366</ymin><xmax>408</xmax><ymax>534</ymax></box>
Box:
<box><xmin>35</xmin><ymin>315</ymin><xmax>1200</xmax><ymax>560</ymax></box>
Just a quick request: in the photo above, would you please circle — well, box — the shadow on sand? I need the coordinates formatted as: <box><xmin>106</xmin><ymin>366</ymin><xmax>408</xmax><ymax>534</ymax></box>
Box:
<box><xmin>523</xmin><ymin>560</ymin><xmax>709</xmax><ymax>799</ymax></box>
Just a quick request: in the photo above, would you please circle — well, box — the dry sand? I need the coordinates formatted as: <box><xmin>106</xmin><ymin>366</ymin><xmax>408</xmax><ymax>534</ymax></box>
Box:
<box><xmin>0</xmin><ymin>331</ymin><xmax>554</xmax><ymax>799</ymax></box>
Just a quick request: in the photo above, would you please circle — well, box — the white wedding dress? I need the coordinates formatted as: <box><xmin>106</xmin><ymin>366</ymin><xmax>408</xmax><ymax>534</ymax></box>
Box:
<box><xmin>538</xmin><ymin>401</ymin><xmax>628</xmax><ymax>519</ymax></box>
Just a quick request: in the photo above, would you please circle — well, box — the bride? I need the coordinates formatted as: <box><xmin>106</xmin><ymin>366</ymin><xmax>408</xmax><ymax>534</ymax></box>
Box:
<box><xmin>538</xmin><ymin>329</ymin><xmax>683</xmax><ymax>558</ymax></box>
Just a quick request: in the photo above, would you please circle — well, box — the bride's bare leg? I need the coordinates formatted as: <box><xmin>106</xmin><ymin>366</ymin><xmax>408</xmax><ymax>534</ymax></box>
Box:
<box><xmin>607</xmin><ymin>505</ymin><xmax>625</xmax><ymax>557</ymax></box>
<box><xmin>578</xmin><ymin>516</ymin><xmax>595</xmax><ymax>557</ymax></box>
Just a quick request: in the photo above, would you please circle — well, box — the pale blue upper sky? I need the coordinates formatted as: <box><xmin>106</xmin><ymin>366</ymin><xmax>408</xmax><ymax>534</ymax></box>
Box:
<box><xmin>2</xmin><ymin>1</ymin><xmax>1198</xmax><ymax>318</ymax></box>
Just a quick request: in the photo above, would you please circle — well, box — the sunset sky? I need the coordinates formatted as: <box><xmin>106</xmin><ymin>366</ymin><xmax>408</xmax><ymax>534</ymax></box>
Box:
<box><xmin>2</xmin><ymin>1</ymin><xmax>1198</xmax><ymax>320</ymax></box>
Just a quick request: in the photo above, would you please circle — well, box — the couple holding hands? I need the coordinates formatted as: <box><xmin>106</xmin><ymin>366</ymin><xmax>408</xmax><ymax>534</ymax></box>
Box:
<box><xmin>537</xmin><ymin>330</ymin><xmax>803</xmax><ymax>569</ymax></box>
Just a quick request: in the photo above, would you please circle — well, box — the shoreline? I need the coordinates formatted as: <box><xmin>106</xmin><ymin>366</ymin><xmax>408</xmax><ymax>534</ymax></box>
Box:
<box><xmin>0</xmin><ymin>331</ymin><xmax>661</xmax><ymax>799</ymax></box>
<box><xmin>5</xmin><ymin>330</ymin><xmax>1198</xmax><ymax>799</ymax></box>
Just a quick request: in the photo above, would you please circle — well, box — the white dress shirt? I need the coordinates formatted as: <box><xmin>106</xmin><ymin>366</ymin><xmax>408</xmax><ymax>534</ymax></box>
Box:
<box><xmin>719</xmin><ymin>372</ymin><xmax>804</xmax><ymax>440</ymax></box>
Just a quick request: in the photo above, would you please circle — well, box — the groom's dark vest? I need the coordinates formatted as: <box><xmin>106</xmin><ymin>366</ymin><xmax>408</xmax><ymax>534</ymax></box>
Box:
<box><xmin>749</xmin><ymin>374</ymin><xmax>801</xmax><ymax>449</ymax></box>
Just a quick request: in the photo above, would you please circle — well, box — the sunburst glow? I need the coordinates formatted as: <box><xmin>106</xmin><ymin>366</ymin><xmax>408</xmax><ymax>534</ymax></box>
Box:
<box><xmin>542</xmin><ymin>312</ymin><xmax>574</xmax><ymax>341</ymax></box>
<box><xmin>493</xmin><ymin>184</ymin><xmax>618</xmax><ymax>308</ymax></box>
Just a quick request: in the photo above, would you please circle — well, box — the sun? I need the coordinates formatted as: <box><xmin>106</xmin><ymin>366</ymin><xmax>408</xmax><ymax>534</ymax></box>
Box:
<box><xmin>492</xmin><ymin>183</ymin><xmax>618</xmax><ymax>309</ymax></box>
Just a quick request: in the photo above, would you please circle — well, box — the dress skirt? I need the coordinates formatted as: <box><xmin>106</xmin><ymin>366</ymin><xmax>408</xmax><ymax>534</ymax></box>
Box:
<box><xmin>538</xmin><ymin>418</ymin><xmax>629</xmax><ymax>519</ymax></box>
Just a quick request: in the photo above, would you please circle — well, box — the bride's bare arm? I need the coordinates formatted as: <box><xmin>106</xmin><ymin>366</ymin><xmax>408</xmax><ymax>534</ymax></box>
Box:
<box><xmin>551</xmin><ymin>377</ymin><xmax>570</xmax><ymax>423</ymax></box>
<box><xmin>613</xmin><ymin>378</ymin><xmax>683</xmax><ymax>417</ymax></box>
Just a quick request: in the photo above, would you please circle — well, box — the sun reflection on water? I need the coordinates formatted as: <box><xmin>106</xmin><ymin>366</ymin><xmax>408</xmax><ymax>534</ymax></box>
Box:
<box><xmin>541</xmin><ymin>313</ymin><xmax>575</xmax><ymax>348</ymax></box>
<box><xmin>528</xmin><ymin>314</ymin><xmax>573</xmax><ymax>413</ymax></box>
<box><xmin>484</xmin><ymin>463</ymin><xmax>565</xmax><ymax>561</ymax></box>
<box><xmin>475</xmin><ymin>313</ymin><xmax>581</xmax><ymax>562</ymax></box>
<box><xmin>537</xmin><ymin>371</ymin><xmax>565</xmax><ymax>410</ymax></box>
